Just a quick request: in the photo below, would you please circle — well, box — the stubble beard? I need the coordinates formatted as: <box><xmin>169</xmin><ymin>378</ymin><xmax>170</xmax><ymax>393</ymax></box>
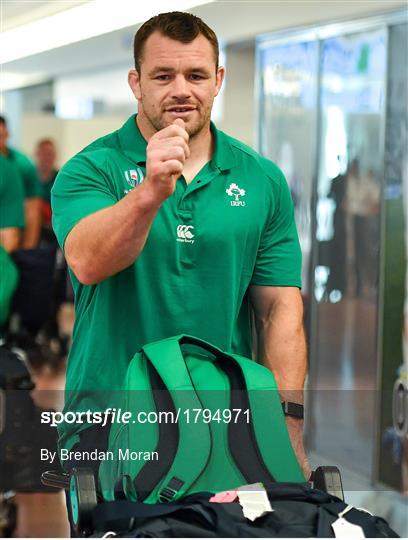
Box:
<box><xmin>143</xmin><ymin>103</ymin><xmax>212</xmax><ymax>140</ymax></box>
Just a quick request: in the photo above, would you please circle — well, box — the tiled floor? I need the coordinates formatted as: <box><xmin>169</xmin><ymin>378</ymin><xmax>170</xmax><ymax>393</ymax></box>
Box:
<box><xmin>306</xmin><ymin>296</ymin><xmax>378</xmax><ymax>476</ymax></box>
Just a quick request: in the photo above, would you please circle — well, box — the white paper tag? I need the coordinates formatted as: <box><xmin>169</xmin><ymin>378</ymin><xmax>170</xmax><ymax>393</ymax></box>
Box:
<box><xmin>331</xmin><ymin>517</ymin><xmax>366</xmax><ymax>538</ymax></box>
<box><xmin>237</xmin><ymin>483</ymin><xmax>273</xmax><ymax>521</ymax></box>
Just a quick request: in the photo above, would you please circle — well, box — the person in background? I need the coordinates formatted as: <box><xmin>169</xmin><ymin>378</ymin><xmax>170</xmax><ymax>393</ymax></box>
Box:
<box><xmin>0</xmin><ymin>151</ymin><xmax>69</xmax><ymax>540</ymax></box>
<box><xmin>0</xmin><ymin>155</ymin><xmax>25</xmax><ymax>252</ymax></box>
<box><xmin>345</xmin><ymin>158</ymin><xmax>380</xmax><ymax>298</ymax></box>
<box><xmin>34</xmin><ymin>137</ymin><xmax>73</xmax><ymax>345</ymax></box>
<box><xmin>36</xmin><ymin>138</ymin><xmax>59</xmax><ymax>202</ymax></box>
<box><xmin>35</xmin><ymin>138</ymin><xmax>59</xmax><ymax>235</ymax></box>
<box><xmin>0</xmin><ymin>116</ymin><xmax>42</xmax><ymax>249</ymax></box>
<box><xmin>0</xmin><ymin>155</ymin><xmax>24</xmax><ymax>328</ymax></box>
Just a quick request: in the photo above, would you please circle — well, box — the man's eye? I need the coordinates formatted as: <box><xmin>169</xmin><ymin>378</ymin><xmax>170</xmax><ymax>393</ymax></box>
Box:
<box><xmin>156</xmin><ymin>75</ymin><xmax>171</xmax><ymax>81</ymax></box>
<box><xmin>190</xmin><ymin>74</ymin><xmax>203</xmax><ymax>80</ymax></box>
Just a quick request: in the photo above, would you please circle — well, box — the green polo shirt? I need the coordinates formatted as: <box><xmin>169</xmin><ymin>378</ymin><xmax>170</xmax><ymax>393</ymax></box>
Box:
<box><xmin>52</xmin><ymin>114</ymin><xmax>301</xmax><ymax>451</ymax></box>
<box><xmin>7</xmin><ymin>147</ymin><xmax>42</xmax><ymax>199</ymax></box>
<box><xmin>0</xmin><ymin>155</ymin><xmax>25</xmax><ymax>229</ymax></box>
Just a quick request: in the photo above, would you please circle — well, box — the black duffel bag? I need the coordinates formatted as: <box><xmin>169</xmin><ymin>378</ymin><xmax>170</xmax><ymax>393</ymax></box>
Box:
<box><xmin>0</xmin><ymin>346</ymin><xmax>62</xmax><ymax>492</ymax></box>
<box><xmin>89</xmin><ymin>483</ymin><xmax>398</xmax><ymax>538</ymax></box>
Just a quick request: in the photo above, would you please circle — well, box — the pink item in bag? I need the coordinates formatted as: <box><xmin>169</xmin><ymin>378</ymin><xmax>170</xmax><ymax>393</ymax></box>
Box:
<box><xmin>209</xmin><ymin>490</ymin><xmax>239</xmax><ymax>503</ymax></box>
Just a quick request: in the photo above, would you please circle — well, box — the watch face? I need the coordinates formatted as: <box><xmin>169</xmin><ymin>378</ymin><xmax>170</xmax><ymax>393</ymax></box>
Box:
<box><xmin>282</xmin><ymin>401</ymin><xmax>304</xmax><ymax>419</ymax></box>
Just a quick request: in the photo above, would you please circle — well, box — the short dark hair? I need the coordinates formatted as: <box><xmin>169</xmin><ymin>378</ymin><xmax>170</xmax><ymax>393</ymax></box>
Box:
<box><xmin>0</xmin><ymin>116</ymin><xmax>7</xmax><ymax>127</ymax></box>
<box><xmin>133</xmin><ymin>11</ymin><xmax>219</xmax><ymax>73</ymax></box>
<box><xmin>37</xmin><ymin>138</ymin><xmax>55</xmax><ymax>147</ymax></box>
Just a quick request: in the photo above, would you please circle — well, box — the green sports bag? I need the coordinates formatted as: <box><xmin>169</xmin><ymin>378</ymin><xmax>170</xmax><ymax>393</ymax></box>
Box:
<box><xmin>99</xmin><ymin>334</ymin><xmax>305</xmax><ymax>503</ymax></box>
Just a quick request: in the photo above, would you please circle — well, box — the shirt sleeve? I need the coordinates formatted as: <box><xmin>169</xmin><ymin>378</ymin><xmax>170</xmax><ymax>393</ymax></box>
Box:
<box><xmin>0</xmin><ymin>158</ymin><xmax>25</xmax><ymax>229</ymax></box>
<box><xmin>251</xmin><ymin>169</ymin><xmax>302</xmax><ymax>288</ymax></box>
<box><xmin>51</xmin><ymin>153</ymin><xmax>117</xmax><ymax>250</ymax></box>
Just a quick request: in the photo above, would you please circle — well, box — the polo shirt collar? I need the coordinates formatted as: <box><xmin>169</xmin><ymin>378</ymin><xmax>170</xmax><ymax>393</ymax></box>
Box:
<box><xmin>5</xmin><ymin>147</ymin><xmax>15</xmax><ymax>159</ymax></box>
<box><xmin>118</xmin><ymin>114</ymin><xmax>147</xmax><ymax>165</ymax></box>
<box><xmin>210</xmin><ymin>121</ymin><xmax>236</xmax><ymax>171</ymax></box>
<box><xmin>118</xmin><ymin>114</ymin><xmax>236</xmax><ymax>171</ymax></box>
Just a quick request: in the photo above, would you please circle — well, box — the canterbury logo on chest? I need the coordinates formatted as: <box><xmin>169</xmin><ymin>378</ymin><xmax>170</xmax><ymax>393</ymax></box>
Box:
<box><xmin>176</xmin><ymin>225</ymin><xmax>195</xmax><ymax>244</ymax></box>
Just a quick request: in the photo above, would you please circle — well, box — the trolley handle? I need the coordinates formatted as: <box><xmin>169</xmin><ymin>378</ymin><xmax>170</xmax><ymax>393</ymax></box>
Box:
<box><xmin>41</xmin><ymin>470</ymin><xmax>70</xmax><ymax>490</ymax></box>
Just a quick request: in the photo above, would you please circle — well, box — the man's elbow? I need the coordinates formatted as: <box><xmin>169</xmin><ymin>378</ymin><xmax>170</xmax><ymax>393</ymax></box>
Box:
<box><xmin>0</xmin><ymin>228</ymin><xmax>21</xmax><ymax>253</ymax></box>
<box><xmin>65</xmin><ymin>244</ymin><xmax>100</xmax><ymax>286</ymax></box>
<box><xmin>64</xmin><ymin>226</ymin><xmax>98</xmax><ymax>285</ymax></box>
<box><xmin>69</xmin><ymin>255</ymin><xmax>103</xmax><ymax>285</ymax></box>
<box><xmin>74</xmin><ymin>267</ymin><xmax>99</xmax><ymax>286</ymax></box>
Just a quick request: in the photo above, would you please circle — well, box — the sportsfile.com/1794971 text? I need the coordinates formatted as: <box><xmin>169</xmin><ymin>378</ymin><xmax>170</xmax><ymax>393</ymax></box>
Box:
<box><xmin>40</xmin><ymin>408</ymin><xmax>251</xmax><ymax>427</ymax></box>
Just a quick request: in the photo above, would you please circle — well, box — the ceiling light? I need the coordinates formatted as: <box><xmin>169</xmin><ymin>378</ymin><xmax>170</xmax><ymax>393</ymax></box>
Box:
<box><xmin>0</xmin><ymin>71</ymin><xmax>45</xmax><ymax>91</ymax></box>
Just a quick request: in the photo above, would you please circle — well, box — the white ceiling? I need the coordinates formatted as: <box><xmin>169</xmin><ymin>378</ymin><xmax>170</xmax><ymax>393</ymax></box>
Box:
<box><xmin>1</xmin><ymin>0</ymin><xmax>406</xmax><ymax>89</ymax></box>
<box><xmin>1</xmin><ymin>0</ymin><xmax>88</xmax><ymax>31</ymax></box>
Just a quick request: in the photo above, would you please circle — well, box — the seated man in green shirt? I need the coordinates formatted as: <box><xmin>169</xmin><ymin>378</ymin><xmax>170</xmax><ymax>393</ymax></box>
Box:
<box><xmin>0</xmin><ymin>116</ymin><xmax>42</xmax><ymax>249</ymax></box>
<box><xmin>52</xmin><ymin>12</ymin><xmax>309</xmax><ymax>477</ymax></box>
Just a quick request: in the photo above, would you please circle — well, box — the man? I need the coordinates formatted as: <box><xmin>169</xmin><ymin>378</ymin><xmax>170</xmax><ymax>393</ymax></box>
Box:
<box><xmin>0</xmin><ymin>155</ymin><xmax>25</xmax><ymax>252</ymax></box>
<box><xmin>35</xmin><ymin>138</ymin><xmax>60</xmax><ymax>241</ymax></box>
<box><xmin>36</xmin><ymin>138</ymin><xmax>59</xmax><ymax>204</ymax></box>
<box><xmin>0</xmin><ymin>116</ymin><xmax>42</xmax><ymax>248</ymax></box>
<box><xmin>34</xmin><ymin>137</ymin><xmax>70</xmax><ymax>346</ymax></box>
<box><xmin>0</xmin><ymin>156</ymin><xmax>24</xmax><ymax>326</ymax></box>
<box><xmin>52</xmin><ymin>11</ymin><xmax>309</xmax><ymax>477</ymax></box>
<box><xmin>0</xmin><ymin>141</ymin><xmax>68</xmax><ymax>539</ymax></box>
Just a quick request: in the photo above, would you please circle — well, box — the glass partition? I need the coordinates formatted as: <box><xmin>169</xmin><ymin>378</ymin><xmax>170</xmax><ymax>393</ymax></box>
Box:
<box><xmin>311</xmin><ymin>28</ymin><xmax>386</xmax><ymax>476</ymax></box>
<box><xmin>378</xmin><ymin>22</ymin><xmax>408</xmax><ymax>492</ymax></box>
<box><xmin>256</xmin><ymin>15</ymin><xmax>406</xmax><ymax>484</ymax></box>
<box><xmin>257</xmin><ymin>40</ymin><xmax>318</xmax><ymax>300</ymax></box>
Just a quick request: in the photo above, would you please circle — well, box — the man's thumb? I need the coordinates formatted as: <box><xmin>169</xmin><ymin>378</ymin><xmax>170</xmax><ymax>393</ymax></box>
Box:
<box><xmin>173</xmin><ymin>118</ymin><xmax>185</xmax><ymax>129</ymax></box>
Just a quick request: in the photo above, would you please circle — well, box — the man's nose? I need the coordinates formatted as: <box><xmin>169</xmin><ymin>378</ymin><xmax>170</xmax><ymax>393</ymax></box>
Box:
<box><xmin>171</xmin><ymin>75</ymin><xmax>191</xmax><ymax>99</ymax></box>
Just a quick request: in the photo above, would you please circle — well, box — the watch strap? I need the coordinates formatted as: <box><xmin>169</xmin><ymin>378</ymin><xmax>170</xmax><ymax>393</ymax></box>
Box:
<box><xmin>281</xmin><ymin>401</ymin><xmax>304</xmax><ymax>419</ymax></box>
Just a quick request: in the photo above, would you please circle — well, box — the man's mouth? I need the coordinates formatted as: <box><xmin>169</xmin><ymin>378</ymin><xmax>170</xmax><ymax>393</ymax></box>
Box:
<box><xmin>166</xmin><ymin>107</ymin><xmax>196</xmax><ymax>113</ymax></box>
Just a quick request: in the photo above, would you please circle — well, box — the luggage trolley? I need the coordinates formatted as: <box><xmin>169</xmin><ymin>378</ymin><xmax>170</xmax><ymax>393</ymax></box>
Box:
<box><xmin>42</xmin><ymin>466</ymin><xmax>344</xmax><ymax>536</ymax></box>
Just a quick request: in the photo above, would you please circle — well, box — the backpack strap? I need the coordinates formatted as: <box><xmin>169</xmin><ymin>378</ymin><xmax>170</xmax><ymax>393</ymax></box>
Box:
<box><xmin>177</xmin><ymin>336</ymin><xmax>303</xmax><ymax>483</ymax></box>
<box><xmin>140</xmin><ymin>337</ymin><xmax>212</xmax><ymax>502</ymax></box>
<box><xmin>230</xmin><ymin>352</ymin><xmax>305</xmax><ymax>482</ymax></box>
<box><xmin>128</xmin><ymin>362</ymin><xmax>180</xmax><ymax>501</ymax></box>
<box><xmin>177</xmin><ymin>336</ymin><xmax>276</xmax><ymax>484</ymax></box>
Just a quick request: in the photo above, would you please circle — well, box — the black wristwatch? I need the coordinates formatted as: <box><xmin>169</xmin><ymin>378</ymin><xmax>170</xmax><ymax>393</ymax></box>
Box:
<box><xmin>281</xmin><ymin>401</ymin><xmax>304</xmax><ymax>419</ymax></box>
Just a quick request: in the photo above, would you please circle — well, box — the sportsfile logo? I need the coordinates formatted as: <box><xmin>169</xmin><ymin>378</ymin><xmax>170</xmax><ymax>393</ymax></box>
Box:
<box><xmin>177</xmin><ymin>224</ymin><xmax>195</xmax><ymax>244</ymax></box>
<box><xmin>226</xmin><ymin>183</ymin><xmax>246</xmax><ymax>207</ymax></box>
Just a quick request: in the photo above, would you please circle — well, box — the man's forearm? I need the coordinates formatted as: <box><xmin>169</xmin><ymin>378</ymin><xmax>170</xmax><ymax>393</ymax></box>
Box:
<box><xmin>254</xmin><ymin>291</ymin><xmax>310</xmax><ymax>477</ymax></box>
<box><xmin>256</xmin><ymin>302</ymin><xmax>307</xmax><ymax>401</ymax></box>
<box><xmin>22</xmin><ymin>198</ymin><xmax>41</xmax><ymax>249</ymax></box>
<box><xmin>65</xmin><ymin>182</ymin><xmax>162</xmax><ymax>285</ymax></box>
<box><xmin>257</xmin><ymin>317</ymin><xmax>309</xmax><ymax>476</ymax></box>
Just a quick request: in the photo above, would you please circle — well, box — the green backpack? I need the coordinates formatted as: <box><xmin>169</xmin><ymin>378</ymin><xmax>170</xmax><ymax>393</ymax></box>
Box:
<box><xmin>99</xmin><ymin>335</ymin><xmax>305</xmax><ymax>503</ymax></box>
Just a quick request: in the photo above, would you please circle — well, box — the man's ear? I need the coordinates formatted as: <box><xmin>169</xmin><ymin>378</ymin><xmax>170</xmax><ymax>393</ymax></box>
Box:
<box><xmin>214</xmin><ymin>66</ymin><xmax>225</xmax><ymax>97</ymax></box>
<box><xmin>128</xmin><ymin>69</ymin><xmax>142</xmax><ymax>100</ymax></box>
